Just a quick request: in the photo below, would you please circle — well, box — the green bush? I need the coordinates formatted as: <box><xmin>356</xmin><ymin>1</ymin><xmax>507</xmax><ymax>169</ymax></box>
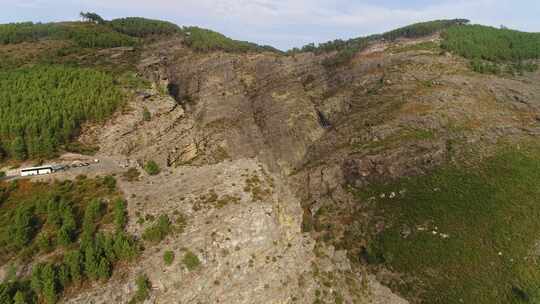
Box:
<box><xmin>142</xmin><ymin>107</ymin><xmax>151</xmax><ymax>122</ymax></box>
<box><xmin>113</xmin><ymin>199</ymin><xmax>127</xmax><ymax>231</ymax></box>
<box><xmin>0</xmin><ymin>171</ymin><xmax>5</xmax><ymax>178</ymax></box>
<box><xmin>103</xmin><ymin>176</ymin><xmax>117</xmax><ymax>192</ymax></box>
<box><xmin>182</xmin><ymin>250</ymin><xmax>200</xmax><ymax>271</ymax></box>
<box><xmin>163</xmin><ymin>250</ymin><xmax>174</xmax><ymax>265</ymax></box>
<box><xmin>123</xmin><ymin>168</ymin><xmax>140</xmax><ymax>182</ymax></box>
<box><xmin>143</xmin><ymin>161</ymin><xmax>160</xmax><ymax>175</ymax></box>
<box><xmin>129</xmin><ymin>273</ymin><xmax>150</xmax><ymax>304</ymax></box>
<box><xmin>142</xmin><ymin>215</ymin><xmax>170</xmax><ymax>243</ymax></box>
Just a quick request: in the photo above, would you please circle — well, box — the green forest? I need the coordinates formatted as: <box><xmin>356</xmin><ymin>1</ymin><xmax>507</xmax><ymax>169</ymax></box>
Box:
<box><xmin>0</xmin><ymin>22</ymin><xmax>136</xmax><ymax>48</ymax></box>
<box><xmin>441</xmin><ymin>24</ymin><xmax>540</xmax><ymax>74</ymax></box>
<box><xmin>108</xmin><ymin>17</ymin><xmax>181</xmax><ymax>37</ymax></box>
<box><xmin>0</xmin><ymin>65</ymin><xmax>123</xmax><ymax>160</ymax></box>
<box><xmin>182</xmin><ymin>26</ymin><xmax>279</xmax><ymax>53</ymax></box>
<box><xmin>0</xmin><ymin>15</ymin><xmax>279</xmax><ymax>54</ymax></box>
<box><xmin>0</xmin><ymin>177</ymin><xmax>139</xmax><ymax>304</ymax></box>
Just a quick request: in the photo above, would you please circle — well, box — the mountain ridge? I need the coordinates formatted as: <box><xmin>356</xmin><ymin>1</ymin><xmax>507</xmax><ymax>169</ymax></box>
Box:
<box><xmin>1</xmin><ymin>14</ymin><xmax>540</xmax><ymax>304</ymax></box>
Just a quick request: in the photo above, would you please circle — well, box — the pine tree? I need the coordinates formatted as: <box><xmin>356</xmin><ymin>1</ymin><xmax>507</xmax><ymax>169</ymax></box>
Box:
<box><xmin>11</xmin><ymin>136</ymin><xmax>27</xmax><ymax>160</ymax></box>
<box><xmin>10</xmin><ymin>206</ymin><xmax>34</xmax><ymax>248</ymax></box>
<box><xmin>84</xmin><ymin>245</ymin><xmax>99</xmax><ymax>280</ymax></box>
<box><xmin>13</xmin><ymin>291</ymin><xmax>28</xmax><ymax>304</ymax></box>
<box><xmin>41</xmin><ymin>263</ymin><xmax>57</xmax><ymax>304</ymax></box>
<box><xmin>113</xmin><ymin>199</ymin><xmax>127</xmax><ymax>231</ymax></box>
<box><xmin>97</xmin><ymin>257</ymin><xmax>111</xmax><ymax>279</ymax></box>
<box><xmin>64</xmin><ymin>250</ymin><xmax>82</xmax><ymax>283</ymax></box>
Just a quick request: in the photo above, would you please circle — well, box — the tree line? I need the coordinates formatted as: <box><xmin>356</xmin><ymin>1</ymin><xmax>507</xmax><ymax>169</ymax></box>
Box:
<box><xmin>289</xmin><ymin>19</ymin><xmax>470</xmax><ymax>67</ymax></box>
<box><xmin>0</xmin><ymin>65</ymin><xmax>123</xmax><ymax>160</ymax></box>
<box><xmin>0</xmin><ymin>21</ymin><xmax>136</xmax><ymax>48</ymax></box>
<box><xmin>182</xmin><ymin>26</ymin><xmax>279</xmax><ymax>53</ymax></box>
<box><xmin>0</xmin><ymin>13</ymin><xmax>281</xmax><ymax>55</ymax></box>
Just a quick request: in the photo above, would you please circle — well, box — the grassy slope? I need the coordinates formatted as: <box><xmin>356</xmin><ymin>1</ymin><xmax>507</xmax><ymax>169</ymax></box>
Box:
<box><xmin>358</xmin><ymin>144</ymin><xmax>540</xmax><ymax>303</ymax></box>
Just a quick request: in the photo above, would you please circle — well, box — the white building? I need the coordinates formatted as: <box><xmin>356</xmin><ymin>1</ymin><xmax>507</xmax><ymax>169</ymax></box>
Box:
<box><xmin>20</xmin><ymin>165</ymin><xmax>64</xmax><ymax>177</ymax></box>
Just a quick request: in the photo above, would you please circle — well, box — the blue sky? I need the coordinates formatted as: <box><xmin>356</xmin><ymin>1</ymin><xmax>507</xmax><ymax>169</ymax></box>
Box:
<box><xmin>1</xmin><ymin>0</ymin><xmax>539</xmax><ymax>50</ymax></box>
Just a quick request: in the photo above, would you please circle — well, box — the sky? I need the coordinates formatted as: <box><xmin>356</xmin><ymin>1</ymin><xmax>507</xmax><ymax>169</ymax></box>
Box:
<box><xmin>2</xmin><ymin>0</ymin><xmax>540</xmax><ymax>50</ymax></box>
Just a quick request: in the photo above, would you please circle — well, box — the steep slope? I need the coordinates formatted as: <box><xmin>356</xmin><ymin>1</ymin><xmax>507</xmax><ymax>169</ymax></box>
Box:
<box><xmin>74</xmin><ymin>28</ymin><xmax>540</xmax><ymax>303</ymax></box>
<box><xmin>2</xmin><ymin>17</ymin><xmax>540</xmax><ymax>304</ymax></box>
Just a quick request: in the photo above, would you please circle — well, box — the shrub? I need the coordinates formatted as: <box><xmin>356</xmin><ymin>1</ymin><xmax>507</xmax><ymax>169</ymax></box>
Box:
<box><xmin>36</xmin><ymin>233</ymin><xmax>53</xmax><ymax>253</ymax></box>
<box><xmin>142</xmin><ymin>107</ymin><xmax>151</xmax><ymax>121</ymax></box>
<box><xmin>0</xmin><ymin>171</ymin><xmax>5</xmax><ymax>178</ymax></box>
<box><xmin>182</xmin><ymin>251</ymin><xmax>200</xmax><ymax>271</ymax></box>
<box><xmin>113</xmin><ymin>199</ymin><xmax>127</xmax><ymax>231</ymax></box>
<box><xmin>123</xmin><ymin>168</ymin><xmax>140</xmax><ymax>182</ymax></box>
<box><xmin>64</xmin><ymin>250</ymin><xmax>82</xmax><ymax>283</ymax></box>
<box><xmin>142</xmin><ymin>215</ymin><xmax>170</xmax><ymax>243</ymax></box>
<box><xmin>103</xmin><ymin>176</ymin><xmax>117</xmax><ymax>191</ymax></box>
<box><xmin>143</xmin><ymin>160</ymin><xmax>160</xmax><ymax>175</ymax></box>
<box><xmin>163</xmin><ymin>251</ymin><xmax>174</xmax><ymax>265</ymax></box>
<box><xmin>129</xmin><ymin>273</ymin><xmax>150</xmax><ymax>304</ymax></box>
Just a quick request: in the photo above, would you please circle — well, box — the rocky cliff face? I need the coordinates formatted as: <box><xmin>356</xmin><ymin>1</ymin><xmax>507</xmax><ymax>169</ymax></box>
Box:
<box><xmin>73</xmin><ymin>34</ymin><xmax>540</xmax><ymax>303</ymax></box>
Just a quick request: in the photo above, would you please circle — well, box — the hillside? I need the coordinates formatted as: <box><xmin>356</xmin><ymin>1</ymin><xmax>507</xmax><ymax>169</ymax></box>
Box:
<box><xmin>1</xmin><ymin>15</ymin><xmax>540</xmax><ymax>304</ymax></box>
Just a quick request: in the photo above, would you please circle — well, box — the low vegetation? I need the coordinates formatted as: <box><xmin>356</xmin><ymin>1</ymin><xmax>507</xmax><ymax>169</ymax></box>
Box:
<box><xmin>128</xmin><ymin>273</ymin><xmax>151</xmax><ymax>304</ymax></box>
<box><xmin>0</xmin><ymin>177</ymin><xmax>139</xmax><ymax>303</ymax></box>
<box><xmin>123</xmin><ymin>168</ymin><xmax>141</xmax><ymax>182</ymax></box>
<box><xmin>142</xmin><ymin>214</ymin><xmax>171</xmax><ymax>243</ymax></box>
<box><xmin>182</xmin><ymin>250</ymin><xmax>200</xmax><ymax>271</ymax></box>
<box><xmin>163</xmin><ymin>251</ymin><xmax>175</xmax><ymax>265</ymax></box>
<box><xmin>353</xmin><ymin>144</ymin><xmax>540</xmax><ymax>303</ymax></box>
<box><xmin>143</xmin><ymin>160</ymin><xmax>160</xmax><ymax>176</ymax></box>
<box><xmin>142</xmin><ymin>107</ymin><xmax>151</xmax><ymax>122</ymax></box>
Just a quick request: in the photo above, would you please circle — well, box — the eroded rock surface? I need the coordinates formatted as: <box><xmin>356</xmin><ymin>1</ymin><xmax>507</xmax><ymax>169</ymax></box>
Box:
<box><xmin>68</xmin><ymin>34</ymin><xmax>540</xmax><ymax>304</ymax></box>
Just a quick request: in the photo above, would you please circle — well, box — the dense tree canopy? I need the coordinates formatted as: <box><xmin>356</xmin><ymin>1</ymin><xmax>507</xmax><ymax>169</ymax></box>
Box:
<box><xmin>382</xmin><ymin>19</ymin><xmax>469</xmax><ymax>41</ymax></box>
<box><xmin>108</xmin><ymin>17</ymin><xmax>181</xmax><ymax>37</ymax></box>
<box><xmin>183</xmin><ymin>26</ymin><xmax>279</xmax><ymax>53</ymax></box>
<box><xmin>441</xmin><ymin>24</ymin><xmax>540</xmax><ymax>62</ymax></box>
<box><xmin>79</xmin><ymin>12</ymin><xmax>105</xmax><ymax>25</ymax></box>
<box><xmin>0</xmin><ymin>22</ymin><xmax>136</xmax><ymax>48</ymax></box>
<box><xmin>0</xmin><ymin>65</ymin><xmax>123</xmax><ymax>159</ymax></box>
